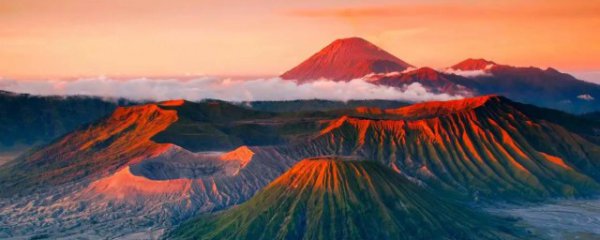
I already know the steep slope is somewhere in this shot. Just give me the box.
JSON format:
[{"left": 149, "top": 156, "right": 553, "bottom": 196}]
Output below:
[
  {"left": 83, "top": 145, "right": 295, "bottom": 206},
  {"left": 281, "top": 37, "right": 413, "bottom": 82},
  {"left": 13, "top": 95, "right": 593, "bottom": 202},
  {"left": 0, "top": 100, "right": 317, "bottom": 238},
  {"left": 369, "top": 67, "right": 479, "bottom": 95},
  {"left": 447, "top": 59, "right": 600, "bottom": 113},
  {"left": 0, "top": 103, "right": 179, "bottom": 195},
  {"left": 2, "top": 96, "right": 600, "bottom": 238},
  {"left": 0, "top": 99, "right": 322, "bottom": 196},
  {"left": 0, "top": 144, "right": 300, "bottom": 238},
  {"left": 382, "top": 94, "right": 492, "bottom": 119},
  {"left": 282, "top": 37, "right": 600, "bottom": 113},
  {"left": 307, "top": 96, "right": 600, "bottom": 201},
  {"left": 169, "top": 158, "right": 524, "bottom": 240}
]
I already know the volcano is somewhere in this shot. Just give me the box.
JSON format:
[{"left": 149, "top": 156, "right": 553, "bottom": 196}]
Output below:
[
  {"left": 280, "top": 36, "right": 600, "bottom": 113},
  {"left": 310, "top": 95, "right": 600, "bottom": 200},
  {"left": 446, "top": 59, "right": 600, "bottom": 113},
  {"left": 2, "top": 95, "right": 600, "bottom": 238},
  {"left": 168, "top": 158, "right": 523, "bottom": 240},
  {"left": 3, "top": 96, "right": 600, "bottom": 202},
  {"left": 281, "top": 37, "right": 413, "bottom": 82}
]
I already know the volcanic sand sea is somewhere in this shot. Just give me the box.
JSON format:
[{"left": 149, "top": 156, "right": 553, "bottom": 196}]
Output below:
[{"left": 488, "top": 198, "right": 600, "bottom": 240}]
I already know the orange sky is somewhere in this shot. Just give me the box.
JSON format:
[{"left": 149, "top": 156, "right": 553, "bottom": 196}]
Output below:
[{"left": 0, "top": 0, "right": 599, "bottom": 79}]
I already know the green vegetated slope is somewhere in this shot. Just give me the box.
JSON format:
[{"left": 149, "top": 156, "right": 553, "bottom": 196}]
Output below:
[{"left": 169, "top": 158, "right": 526, "bottom": 240}]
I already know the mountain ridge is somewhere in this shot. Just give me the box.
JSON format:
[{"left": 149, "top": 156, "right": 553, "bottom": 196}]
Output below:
[
  {"left": 280, "top": 37, "right": 600, "bottom": 113},
  {"left": 2, "top": 95, "right": 600, "bottom": 238},
  {"left": 309, "top": 95, "right": 600, "bottom": 201},
  {"left": 450, "top": 58, "right": 498, "bottom": 71}
]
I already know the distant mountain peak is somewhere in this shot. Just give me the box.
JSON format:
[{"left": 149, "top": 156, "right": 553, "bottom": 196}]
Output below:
[
  {"left": 330, "top": 36, "right": 375, "bottom": 46},
  {"left": 451, "top": 58, "right": 497, "bottom": 71},
  {"left": 322, "top": 37, "right": 395, "bottom": 59},
  {"left": 367, "top": 66, "right": 479, "bottom": 95},
  {"left": 281, "top": 37, "right": 413, "bottom": 82},
  {"left": 403, "top": 67, "right": 443, "bottom": 80}
]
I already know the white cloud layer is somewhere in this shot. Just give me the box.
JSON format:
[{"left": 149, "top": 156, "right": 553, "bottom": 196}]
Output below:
[
  {"left": 443, "top": 69, "right": 492, "bottom": 78},
  {"left": 0, "top": 76, "right": 465, "bottom": 102}
]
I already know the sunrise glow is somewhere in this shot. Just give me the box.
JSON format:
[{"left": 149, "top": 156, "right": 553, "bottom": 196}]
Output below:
[{"left": 1, "top": 0, "right": 598, "bottom": 78}]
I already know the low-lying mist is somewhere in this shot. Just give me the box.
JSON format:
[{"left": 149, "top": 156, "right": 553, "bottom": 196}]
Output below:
[{"left": 0, "top": 76, "right": 465, "bottom": 102}]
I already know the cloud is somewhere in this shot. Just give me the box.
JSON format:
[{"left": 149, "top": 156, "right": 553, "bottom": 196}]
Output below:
[
  {"left": 0, "top": 77, "right": 465, "bottom": 103},
  {"left": 577, "top": 94, "right": 594, "bottom": 101},
  {"left": 363, "top": 67, "right": 420, "bottom": 80},
  {"left": 443, "top": 68, "right": 492, "bottom": 78}
]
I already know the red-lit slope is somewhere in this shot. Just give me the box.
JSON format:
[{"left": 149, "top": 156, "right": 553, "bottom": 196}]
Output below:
[
  {"left": 383, "top": 94, "right": 493, "bottom": 119},
  {"left": 0, "top": 100, "right": 298, "bottom": 197},
  {"left": 281, "top": 37, "right": 413, "bottom": 82},
  {"left": 311, "top": 95, "right": 600, "bottom": 200},
  {"left": 3, "top": 104, "right": 179, "bottom": 188},
  {"left": 371, "top": 67, "right": 478, "bottom": 94},
  {"left": 349, "top": 95, "right": 493, "bottom": 120},
  {"left": 85, "top": 145, "right": 273, "bottom": 202},
  {"left": 451, "top": 58, "right": 498, "bottom": 71},
  {"left": 1, "top": 96, "right": 599, "bottom": 237},
  {"left": 0, "top": 101, "right": 304, "bottom": 237}
]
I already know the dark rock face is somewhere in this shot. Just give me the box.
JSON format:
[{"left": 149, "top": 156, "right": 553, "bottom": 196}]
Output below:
[{"left": 0, "top": 91, "right": 125, "bottom": 151}]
